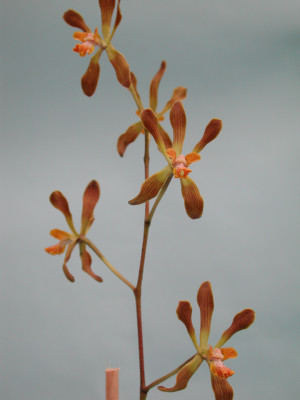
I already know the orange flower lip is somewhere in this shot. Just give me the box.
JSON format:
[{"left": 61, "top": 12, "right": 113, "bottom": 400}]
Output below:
[{"left": 172, "top": 154, "right": 191, "bottom": 178}]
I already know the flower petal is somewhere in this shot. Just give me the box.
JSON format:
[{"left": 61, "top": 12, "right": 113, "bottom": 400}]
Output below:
[
  {"left": 111, "top": 0, "right": 122, "bottom": 39},
  {"left": 157, "top": 123, "right": 172, "bottom": 149},
  {"left": 166, "top": 148, "right": 177, "bottom": 162},
  {"left": 158, "top": 354, "right": 203, "bottom": 392},
  {"left": 185, "top": 152, "right": 201, "bottom": 166},
  {"left": 81, "top": 50, "right": 102, "bottom": 97},
  {"left": 170, "top": 101, "right": 186, "bottom": 154},
  {"left": 149, "top": 60, "right": 167, "bottom": 112},
  {"left": 117, "top": 121, "right": 143, "bottom": 157},
  {"left": 140, "top": 109, "right": 168, "bottom": 158},
  {"left": 129, "top": 166, "right": 172, "bottom": 205},
  {"left": 80, "top": 246, "right": 103, "bottom": 282},
  {"left": 49, "top": 191, "right": 77, "bottom": 234},
  {"left": 176, "top": 301, "right": 199, "bottom": 350},
  {"left": 221, "top": 348, "right": 238, "bottom": 360},
  {"left": 99, "top": 0, "right": 116, "bottom": 38},
  {"left": 215, "top": 309, "right": 255, "bottom": 348},
  {"left": 62, "top": 241, "right": 77, "bottom": 282},
  {"left": 193, "top": 119, "right": 222, "bottom": 153},
  {"left": 45, "top": 242, "right": 66, "bottom": 255},
  {"left": 180, "top": 177, "right": 204, "bottom": 219},
  {"left": 81, "top": 180, "right": 100, "bottom": 234},
  {"left": 63, "top": 10, "right": 91, "bottom": 32},
  {"left": 106, "top": 45, "right": 131, "bottom": 88},
  {"left": 49, "top": 229, "right": 72, "bottom": 241},
  {"left": 159, "top": 86, "right": 187, "bottom": 115},
  {"left": 197, "top": 281, "right": 214, "bottom": 349},
  {"left": 211, "top": 373, "right": 234, "bottom": 400}
]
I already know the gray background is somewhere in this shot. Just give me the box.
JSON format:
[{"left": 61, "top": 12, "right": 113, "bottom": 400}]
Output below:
[{"left": 1, "top": 0, "right": 300, "bottom": 399}]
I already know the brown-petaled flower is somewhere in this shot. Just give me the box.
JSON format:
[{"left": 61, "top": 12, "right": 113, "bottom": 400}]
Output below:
[
  {"left": 63, "top": 1, "right": 131, "bottom": 96},
  {"left": 117, "top": 61, "right": 187, "bottom": 156},
  {"left": 128, "top": 101, "right": 222, "bottom": 219},
  {"left": 45, "top": 180, "right": 102, "bottom": 283},
  {"left": 158, "top": 282, "right": 255, "bottom": 399}
]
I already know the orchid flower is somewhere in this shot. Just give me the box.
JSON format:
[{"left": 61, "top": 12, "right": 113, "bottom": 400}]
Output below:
[
  {"left": 63, "top": 1, "right": 131, "bottom": 96},
  {"left": 45, "top": 180, "right": 102, "bottom": 283},
  {"left": 158, "top": 282, "right": 255, "bottom": 399},
  {"left": 117, "top": 61, "right": 187, "bottom": 156},
  {"left": 129, "top": 101, "right": 222, "bottom": 219}
]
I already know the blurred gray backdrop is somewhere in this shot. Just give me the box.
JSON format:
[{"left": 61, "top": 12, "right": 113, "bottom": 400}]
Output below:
[{"left": 1, "top": 0, "right": 300, "bottom": 399}]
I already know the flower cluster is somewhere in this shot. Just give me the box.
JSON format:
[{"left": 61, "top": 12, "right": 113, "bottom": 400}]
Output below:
[
  {"left": 129, "top": 101, "right": 222, "bottom": 219},
  {"left": 45, "top": 180, "right": 102, "bottom": 282},
  {"left": 63, "top": 0, "right": 131, "bottom": 96},
  {"left": 158, "top": 282, "right": 255, "bottom": 399},
  {"left": 117, "top": 61, "right": 187, "bottom": 156}
]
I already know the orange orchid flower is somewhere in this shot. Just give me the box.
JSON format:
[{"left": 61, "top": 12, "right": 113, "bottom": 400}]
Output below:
[
  {"left": 129, "top": 101, "right": 222, "bottom": 219},
  {"left": 63, "top": 1, "right": 131, "bottom": 96},
  {"left": 117, "top": 61, "right": 187, "bottom": 156},
  {"left": 45, "top": 180, "right": 102, "bottom": 283},
  {"left": 158, "top": 282, "right": 255, "bottom": 399}
]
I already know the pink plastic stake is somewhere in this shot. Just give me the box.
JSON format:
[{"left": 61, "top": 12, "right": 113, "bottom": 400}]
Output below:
[{"left": 106, "top": 368, "right": 120, "bottom": 400}]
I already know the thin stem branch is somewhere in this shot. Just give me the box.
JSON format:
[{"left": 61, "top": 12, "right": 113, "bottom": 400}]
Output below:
[
  {"left": 145, "top": 353, "right": 197, "bottom": 392},
  {"left": 148, "top": 174, "right": 172, "bottom": 222},
  {"left": 81, "top": 237, "right": 135, "bottom": 291},
  {"left": 128, "top": 83, "right": 143, "bottom": 112}
]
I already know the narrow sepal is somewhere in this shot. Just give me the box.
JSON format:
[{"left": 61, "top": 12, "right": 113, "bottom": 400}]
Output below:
[
  {"left": 193, "top": 119, "right": 222, "bottom": 153},
  {"left": 62, "top": 241, "right": 77, "bottom": 282},
  {"left": 111, "top": 0, "right": 122, "bottom": 38},
  {"left": 157, "top": 123, "right": 172, "bottom": 149},
  {"left": 158, "top": 354, "right": 203, "bottom": 392},
  {"left": 176, "top": 301, "right": 198, "bottom": 350},
  {"left": 159, "top": 87, "right": 188, "bottom": 116},
  {"left": 106, "top": 45, "right": 131, "bottom": 88},
  {"left": 80, "top": 246, "right": 103, "bottom": 282},
  {"left": 197, "top": 281, "right": 214, "bottom": 348},
  {"left": 50, "top": 191, "right": 71, "bottom": 218},
  {"left": 99, "top": 0, "right": 115, "bottom": 38},
  {"left": 216, "top": 309, "right": 255, "bottom": 348},
  {"left": 180, "top": 177, "right": 204, "bottom": 219},
  {"left": 81, "top": 180, "right": 100, "bottom": 234},
  {"left": 63, "top": 263, "right": 75, "bottom": 282},
  {"left": 49, "top": 191, "right": 76, "bottom": 233},
  {"left": 211, "top": 373, "right": 234, "bottom": 400},
  {"left": 117, "top": 121, "right": 143, "bottom": 156},
  {"left": 149, "top": 61, "right": 167, "bottom": 112},
  {"left": 81, "top": 50, "right": 101, "bottom": 97},
  {"left": 170, "top": 101, "right": 186, "bottom": 154},
  {"left": 129, "top": 166, "right": 172, "bottom": 205},
  {"left": 63, "top": 10, "right": 91, "bottom": 32},
  {"left": 140, "top": 108, "right": 167, "bottom": 155}
]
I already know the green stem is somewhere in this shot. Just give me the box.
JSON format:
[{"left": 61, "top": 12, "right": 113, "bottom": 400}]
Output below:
[{"left": 81, "top": 236, "right": 135, "bottom": 291}]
